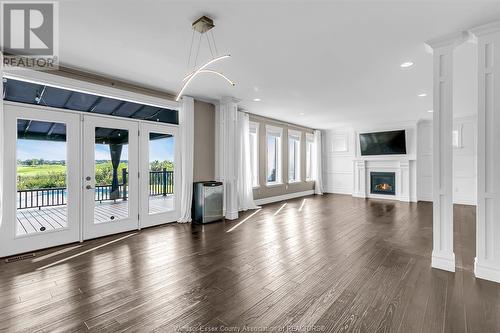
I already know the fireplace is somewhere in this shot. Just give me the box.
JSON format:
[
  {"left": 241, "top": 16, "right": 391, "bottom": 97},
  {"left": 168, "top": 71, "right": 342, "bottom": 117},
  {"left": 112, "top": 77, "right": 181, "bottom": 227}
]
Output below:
[{"left": 370, "top": 172, "right": 396, "bottom": 195}]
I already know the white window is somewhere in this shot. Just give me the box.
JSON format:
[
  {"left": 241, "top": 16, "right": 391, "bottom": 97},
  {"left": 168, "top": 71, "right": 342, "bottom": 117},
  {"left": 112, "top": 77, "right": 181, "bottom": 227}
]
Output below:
[
  {"left": 249, "top": 122, "right": 259, "bottom": 187},
  {"left": 306, "top": 133, "right": 314, "bottom": 181},
  {"left": 266, "top": 125, "right": 283, "bottom": 185},
  {"left": 288, "top": 130, "right": 302, "bottom": 183}
]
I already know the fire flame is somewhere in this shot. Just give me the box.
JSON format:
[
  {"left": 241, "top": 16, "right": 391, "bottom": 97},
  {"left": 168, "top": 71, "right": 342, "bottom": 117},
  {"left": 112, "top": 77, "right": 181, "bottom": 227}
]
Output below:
[{"left": 376, "top": 183, "right": 392, "bottom": 192}]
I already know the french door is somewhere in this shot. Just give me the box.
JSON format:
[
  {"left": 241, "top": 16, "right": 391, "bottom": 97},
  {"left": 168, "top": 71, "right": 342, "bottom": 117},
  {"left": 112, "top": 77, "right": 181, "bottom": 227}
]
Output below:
[
  {"left": 82, "top": 116, "right": 139, "bottom": 240},
  {"left": 139, "top": 122, "right": 180, "bottom": 228},
  {"left": 1, "top": 103, "right": 180, "bottom": 258},
  {"left": 0, "top": 105, "right": 80, "bottom": 257}
]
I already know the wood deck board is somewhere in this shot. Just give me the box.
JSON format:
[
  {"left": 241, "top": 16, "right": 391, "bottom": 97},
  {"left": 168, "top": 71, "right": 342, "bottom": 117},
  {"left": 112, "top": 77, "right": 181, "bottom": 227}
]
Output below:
[
  {"left": 1, "top": 194, "right": 498, "bottom": 332},
  {"left": 15, "top": 196, "right": 173, "bottom": 235}
]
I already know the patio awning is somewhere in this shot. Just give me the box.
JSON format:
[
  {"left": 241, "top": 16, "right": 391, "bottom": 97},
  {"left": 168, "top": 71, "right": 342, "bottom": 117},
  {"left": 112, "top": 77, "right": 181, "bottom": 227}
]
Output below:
[{"left": 4, "top": 78, "right": 179, "bottom": 125}]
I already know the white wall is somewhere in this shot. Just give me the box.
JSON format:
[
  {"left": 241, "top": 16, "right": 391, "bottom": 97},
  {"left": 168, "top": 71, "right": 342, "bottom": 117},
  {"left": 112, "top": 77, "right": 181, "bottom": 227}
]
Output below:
[
  {"left": 323, "top": 128, "right": 355, "bottom": 194},
  {"left": 323, "top": 122, "right": 417, "bottom": 197},
  {"left": 324, "top": 118, "right": 477, "bottom": 205},
  {"left": 417, "top": 120, "right": 433, "bottom": 201},
  {"left": 417, "top": 116, "right": 477, "bottom": 205}
]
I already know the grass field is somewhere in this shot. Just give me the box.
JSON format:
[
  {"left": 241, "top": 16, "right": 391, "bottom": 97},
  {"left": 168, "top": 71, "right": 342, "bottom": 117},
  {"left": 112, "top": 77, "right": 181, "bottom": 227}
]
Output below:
[{"left": 17, "top": 165, "right": 67, "bottom": 176}]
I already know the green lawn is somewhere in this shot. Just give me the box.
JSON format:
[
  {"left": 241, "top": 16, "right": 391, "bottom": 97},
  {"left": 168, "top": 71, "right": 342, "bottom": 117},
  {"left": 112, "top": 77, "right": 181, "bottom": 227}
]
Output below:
[{"left": 17, "top": 164, "right": 67, "bottom": 175}]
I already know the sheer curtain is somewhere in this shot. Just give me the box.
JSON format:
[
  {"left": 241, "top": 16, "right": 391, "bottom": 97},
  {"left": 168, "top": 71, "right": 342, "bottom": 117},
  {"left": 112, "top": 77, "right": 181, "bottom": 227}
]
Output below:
[
  {"left": 0, "top": 57, "right": 3, "bottom": 231},
  {"left": 237, "top": 112, "right": 260, "bottom": 211},
  {"left": 313, "top": 129, "right": 324, "bottom": 195},
  {"left": 177, "top": 96, "right": 194, "bottom": 223}
]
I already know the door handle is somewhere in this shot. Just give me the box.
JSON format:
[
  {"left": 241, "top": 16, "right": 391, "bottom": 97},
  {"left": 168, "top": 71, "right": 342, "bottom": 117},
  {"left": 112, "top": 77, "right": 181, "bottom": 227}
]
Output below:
[{"left": 86, "top": 185, "right": 94, "bottom": 190}]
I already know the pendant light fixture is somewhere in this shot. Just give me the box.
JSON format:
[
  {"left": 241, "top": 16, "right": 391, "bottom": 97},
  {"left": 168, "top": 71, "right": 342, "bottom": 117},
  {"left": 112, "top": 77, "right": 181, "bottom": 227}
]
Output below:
[{"left": 176, "top": 16, "right": 234, "bottom": 101}]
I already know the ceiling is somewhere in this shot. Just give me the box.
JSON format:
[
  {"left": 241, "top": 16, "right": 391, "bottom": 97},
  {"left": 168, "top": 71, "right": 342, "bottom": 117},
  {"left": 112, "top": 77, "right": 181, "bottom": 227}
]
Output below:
[{"left": 58, "top": 0, "right": 500, "bottom": 129}]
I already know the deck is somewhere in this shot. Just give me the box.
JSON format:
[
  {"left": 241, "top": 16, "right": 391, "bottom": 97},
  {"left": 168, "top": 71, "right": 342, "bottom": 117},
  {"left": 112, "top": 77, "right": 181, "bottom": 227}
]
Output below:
[{"left": 16, "top": 195, "right": 174, "bottom": 236}]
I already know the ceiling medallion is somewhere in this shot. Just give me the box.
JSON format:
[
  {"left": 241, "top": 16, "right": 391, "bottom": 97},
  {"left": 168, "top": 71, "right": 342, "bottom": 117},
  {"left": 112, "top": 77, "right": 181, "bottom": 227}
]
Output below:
[{"left": 176, "top": 16, "right": 234, "bottom": 101}]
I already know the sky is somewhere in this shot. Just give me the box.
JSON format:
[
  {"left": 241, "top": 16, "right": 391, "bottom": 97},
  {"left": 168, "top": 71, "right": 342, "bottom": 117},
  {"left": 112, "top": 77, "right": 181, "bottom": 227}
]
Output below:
[
  {"left": 17, "top": 137, "right": 174, "bottom": 162},
  {"left": 17, "top": 140, "right": 67, "bottom": 160},
  {"left": 149, "top": 137, "right": 174, "bottom": 163}
]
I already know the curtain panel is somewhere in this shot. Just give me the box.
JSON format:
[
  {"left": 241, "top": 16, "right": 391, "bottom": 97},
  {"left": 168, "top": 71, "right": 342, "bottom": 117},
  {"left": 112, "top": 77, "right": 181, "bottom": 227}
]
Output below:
[
  {"left": 177, "top": 96, "right": 194, "bottom": 223},
  {"left": 313, "top": 129, "right": 324, "bottom": 195},
  {"left": 237, "top": 112, "right": 260, "bottom": 211}
]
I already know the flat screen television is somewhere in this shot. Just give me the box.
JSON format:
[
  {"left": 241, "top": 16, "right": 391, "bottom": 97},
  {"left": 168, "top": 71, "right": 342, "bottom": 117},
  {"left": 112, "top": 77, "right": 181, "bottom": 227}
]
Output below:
[{"left": 359, "top": 130, "right": 406, "bottom": 156}]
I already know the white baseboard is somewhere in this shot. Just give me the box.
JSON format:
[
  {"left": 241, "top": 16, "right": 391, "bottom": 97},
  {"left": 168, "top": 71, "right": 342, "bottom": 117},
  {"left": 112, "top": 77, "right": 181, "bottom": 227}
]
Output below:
[
  {"left": 324, "top": 186, "right": 352, "bottom": 195},
  {"left": 431, "top": 251, "right": 456, "bottom": 272},
  {"left": 474, "top": 258, "right": 500, "bottom": 283},
  {"left": 254, "top": 190, "right": 315, "bottom": 206},
  {"left": 417, "top": 197, "right": 477, "bottom": 206},
  {"left": 453, "top": 198, "right": 477, "bottom": 206}
]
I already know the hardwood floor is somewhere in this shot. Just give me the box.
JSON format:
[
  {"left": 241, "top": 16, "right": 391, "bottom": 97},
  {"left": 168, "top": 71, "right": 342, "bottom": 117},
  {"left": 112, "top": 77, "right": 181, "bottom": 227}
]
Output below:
[{"left": 1, "top": 194, "right": 499, "bottom": 332}]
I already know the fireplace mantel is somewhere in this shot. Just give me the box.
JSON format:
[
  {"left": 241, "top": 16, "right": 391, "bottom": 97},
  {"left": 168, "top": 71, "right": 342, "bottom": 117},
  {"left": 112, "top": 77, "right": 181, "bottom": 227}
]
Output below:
[{"left": 352, "top": 157, "right": 416, "bottom": 202}]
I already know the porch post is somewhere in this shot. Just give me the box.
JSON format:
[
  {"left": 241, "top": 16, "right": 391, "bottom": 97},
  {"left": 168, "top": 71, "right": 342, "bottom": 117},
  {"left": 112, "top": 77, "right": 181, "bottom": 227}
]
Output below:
[
  {"left": 162, "top": 168, "right": 167, "bottom": 196},
  {"left": 426, "top": 31, "right": 469, "bottom": 272},
  {"left": 109, "top": 143, "right": 123, "bottom": 200},
  {"left": 471, "top": 21, "right": 500, "bottom": 283},
  {"left": 122, "top": 168, "right": 127, "bottom": 201}
]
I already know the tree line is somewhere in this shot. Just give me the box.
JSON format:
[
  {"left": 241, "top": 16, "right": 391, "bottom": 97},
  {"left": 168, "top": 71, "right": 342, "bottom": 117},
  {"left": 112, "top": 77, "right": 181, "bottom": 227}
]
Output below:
[{"left": 17, "top": 160, "right": 174, "bottom": 190}]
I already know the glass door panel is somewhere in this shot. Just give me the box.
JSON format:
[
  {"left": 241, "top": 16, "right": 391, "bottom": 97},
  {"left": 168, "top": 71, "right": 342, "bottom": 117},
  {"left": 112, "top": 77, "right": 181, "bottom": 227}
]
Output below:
[
  {"left": 16, "top": 119, "right": 68, "bottom": 236},
  {"left": 148, "top": 132, "right": 175, "bottom": 214},
  {"left": 140, "top": 123, "right": 180, "bottom": 228},
  {"left": 83, "top": 116, "right": 139, "bottom": 240},
  {"left": 0, "top": 104, "right": 80, "bottom": 258},
  {"left": 93, "top": 127, "right": 130, "bottom": 224}
]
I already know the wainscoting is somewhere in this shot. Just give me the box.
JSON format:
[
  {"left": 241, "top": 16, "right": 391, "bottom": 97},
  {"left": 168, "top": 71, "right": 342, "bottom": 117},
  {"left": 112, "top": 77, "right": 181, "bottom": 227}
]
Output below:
[
  {"left": 417, "top": 117, "right": 477, "bottom": 205},
  {"left": 324, "top": 118, "right": 477, "bottom": 205}
]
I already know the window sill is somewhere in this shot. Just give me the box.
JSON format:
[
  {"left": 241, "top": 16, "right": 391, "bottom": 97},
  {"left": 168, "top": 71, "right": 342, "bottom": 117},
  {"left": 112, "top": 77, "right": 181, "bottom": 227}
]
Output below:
[
  {"left": 252, "top": 185, "right": 260, "bottom": 189},
  {"left": 288, "top": 180, "right": 302, "bottom": 184},
  {"left": 266, "top": 182, "right": 283, "bottom": 188}
]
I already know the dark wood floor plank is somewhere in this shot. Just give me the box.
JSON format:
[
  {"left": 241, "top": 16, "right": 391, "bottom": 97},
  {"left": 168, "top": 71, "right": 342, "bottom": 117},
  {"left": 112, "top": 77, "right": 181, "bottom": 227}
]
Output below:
[
  {"left": 0, "top": 194, "right": 498, "bottom": 332},
  {"left": 421, "top": 269, "right": 449, "bottom": 333}
]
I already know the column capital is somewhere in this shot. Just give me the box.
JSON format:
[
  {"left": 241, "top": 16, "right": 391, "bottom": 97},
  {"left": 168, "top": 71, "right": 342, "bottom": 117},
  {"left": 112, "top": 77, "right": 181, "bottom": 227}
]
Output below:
[
  {"left": 220, "top": 96, "right": 240, "bottom": 105},
  {"left": 180, "top": 95, "right": 194, "bottom": 102},
  {"left": 470, "top": 20, "right": 500, "bottom": 38},
  {"left": 425, "top": 31, "right": 470, "bottom": 50}
]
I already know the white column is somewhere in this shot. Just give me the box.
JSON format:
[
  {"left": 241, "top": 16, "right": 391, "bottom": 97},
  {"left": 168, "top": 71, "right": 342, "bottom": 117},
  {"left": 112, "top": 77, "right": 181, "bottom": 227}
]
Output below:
[
  {"left": 217, "top": 97, "right": 239, "bottom": 220},
  {"left": 399, "top": 160, "right": 410, "bottom": 202},
  {"left": 471, "top": 21, "right": 500, "bottom": 283},
  {"left": 426, "top": 32, "right": 469, "bottom": 272},
  {"left": 352, "top": 160, "right": 366, "bottom": 198}
]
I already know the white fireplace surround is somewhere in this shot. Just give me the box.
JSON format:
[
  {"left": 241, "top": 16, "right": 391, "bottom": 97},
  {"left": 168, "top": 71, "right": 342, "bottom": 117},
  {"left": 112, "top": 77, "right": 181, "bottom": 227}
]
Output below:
[{"left": 353, "top": 158, "right": 416, "bottom": 202}]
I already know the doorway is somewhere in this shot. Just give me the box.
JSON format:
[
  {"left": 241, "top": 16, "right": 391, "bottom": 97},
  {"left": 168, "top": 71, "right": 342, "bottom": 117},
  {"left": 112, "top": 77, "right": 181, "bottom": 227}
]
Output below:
[{"left": 0, "top": 103, "right": 180, "bottom": 257}]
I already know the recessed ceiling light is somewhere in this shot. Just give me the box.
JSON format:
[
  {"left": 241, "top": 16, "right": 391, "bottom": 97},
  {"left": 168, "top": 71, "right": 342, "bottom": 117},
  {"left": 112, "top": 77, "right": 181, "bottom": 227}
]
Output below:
[
  {"left": 299, "top": 112, "right": 305, "bottom": 116},
  {"left": 427, "top": 110, "right": 434, "bottom": 113},
  {"left": 400, "top": 61, "right": 414, "bottom": 68},
  {"left": 418, "top": 93, "right": 427, "bottom": 97},
  {"left": 252, "top": 98, "right": 261, "bottom": 102}
]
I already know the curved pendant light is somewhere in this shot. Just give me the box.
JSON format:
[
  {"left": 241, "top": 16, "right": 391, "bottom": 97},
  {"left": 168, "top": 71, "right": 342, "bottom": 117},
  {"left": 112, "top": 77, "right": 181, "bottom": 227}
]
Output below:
[
  {"left": 183, "top": 69, "right": 235, "bottom": 86},
  {"left": 176, "top": 16, "right": 234, "bottom": 102},
  {"left": 176, "top": 54, "right": 231, "bottom": 101}
]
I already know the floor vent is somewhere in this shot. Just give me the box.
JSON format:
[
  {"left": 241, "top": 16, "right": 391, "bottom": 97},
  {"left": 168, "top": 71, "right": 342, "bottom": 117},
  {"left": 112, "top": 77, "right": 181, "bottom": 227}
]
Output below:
[{"left": 5, "top": 253, "right": 35, "bottom": 263}]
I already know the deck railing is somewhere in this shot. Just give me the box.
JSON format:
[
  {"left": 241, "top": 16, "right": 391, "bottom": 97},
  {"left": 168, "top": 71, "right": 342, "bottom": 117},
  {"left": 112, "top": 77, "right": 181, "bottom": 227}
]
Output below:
[
  {"left": 17, "top": 187, "right": 67, "bottom": 210},
  {"left": 17, "top": 169, "right": 174, "bottom": 209}
]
